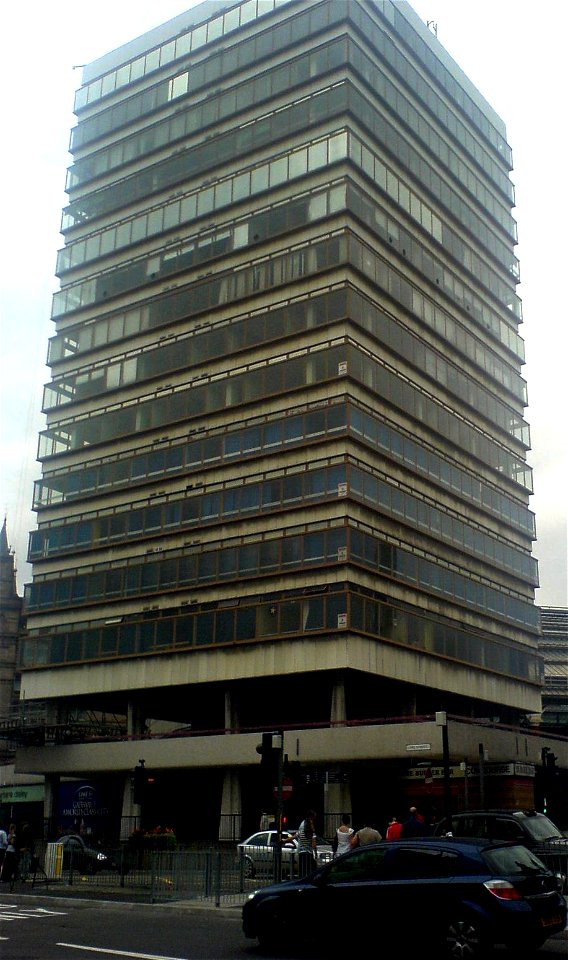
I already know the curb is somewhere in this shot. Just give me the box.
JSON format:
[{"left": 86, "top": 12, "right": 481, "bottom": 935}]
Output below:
[{"left": 1, "top": 888, "right": 245, "bottom": 916}]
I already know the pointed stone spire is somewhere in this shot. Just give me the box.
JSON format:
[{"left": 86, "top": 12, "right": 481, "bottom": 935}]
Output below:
[
  {"left": 0, "top": 516, "right": 20, "bottom": 606},
  {"left": 0, "top": 515, "right": 10, "bottom": 557},
  {"left": 0, "top": 517, "right": 21, "bottom": 734}
]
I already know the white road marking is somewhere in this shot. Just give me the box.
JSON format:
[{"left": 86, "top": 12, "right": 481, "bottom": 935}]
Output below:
[
  {"left": 0, "top": 905, "right": 67, "bottom": 915},
  {"left": 0, "top": 905, "right": 67, "bottom": 913},
  {"left": 58, "top": 946, "right": 188, "bottom": 960},
  {"left": 0, "top": 905, "right": 68, "bottom": 921}
]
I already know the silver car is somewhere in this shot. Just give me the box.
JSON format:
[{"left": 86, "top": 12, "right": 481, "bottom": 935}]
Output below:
[{"left": 237, "top": 829, "right": 333, "bottom": 878}]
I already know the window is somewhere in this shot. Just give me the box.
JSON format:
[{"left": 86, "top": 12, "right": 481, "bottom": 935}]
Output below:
[
  {"left": 280, "top": 601, "right": 301, "bottom": 633},
  {"left": 387, "top": 848, "right": 458, "bottom": 879},
  {"left": 327, "top": 847, "right": 388, "bottom": 883},
  {"left": 195, "top": 612, "right": 214, "bottom": 645},
  {"left": 236, "top": 607, "right": 256, "bottom": 641},
  {"left": 215, "top": 610, "right": 234, "bottom": 643},
  {"left": 492, "top": 819, "right": 525, "bottom": 842}
]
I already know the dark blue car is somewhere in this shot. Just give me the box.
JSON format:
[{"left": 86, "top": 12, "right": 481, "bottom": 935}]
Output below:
[{"left": 242, "top": 836, "right": 566, "bottom": 958}]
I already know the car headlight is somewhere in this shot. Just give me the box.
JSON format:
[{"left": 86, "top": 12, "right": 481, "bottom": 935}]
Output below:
[{"left": 96, "top": 852, "right": 108, "bottom": 861}]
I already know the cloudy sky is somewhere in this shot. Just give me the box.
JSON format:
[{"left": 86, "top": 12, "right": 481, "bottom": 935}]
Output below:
[{"left": 1, "top": 1, "right": 566, "bottom": 606}]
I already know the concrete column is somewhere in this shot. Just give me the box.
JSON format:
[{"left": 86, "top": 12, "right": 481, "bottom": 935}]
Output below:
[
  {"left": 219, "top": 689, "right": 241, "bottom": 839},
  {"left": 330, "top": 677, "right": 346, "bottom": 724},
  {"left": 325, "top": 679, "right": 351, "bottom": 831},
  {"left": 123, "top": 705, "right": 143, "bottom": 841},
  {"left": 43, "top": 774, "right": 60, "bottom": 837},
  {"left": 224, "top": 689, "right": 239, "bottom": 731},
  {"left": 324, "top": 780, "right": 352, "bottom": 828},
  {"left": 219, "top": 770, "right": 242, "bottom": 840},
  {"left": 120, "top": 771, "right": 139, "bottom": 841},
  {"left": 127, "top": 700, "right": 145, "bottom": 738}
]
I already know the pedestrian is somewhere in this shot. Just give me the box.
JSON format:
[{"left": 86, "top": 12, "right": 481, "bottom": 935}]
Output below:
[
  {"left": 385, "top": 815, "right": 403, "bottom": 840},
  {"left": 350, "top": 820, "right": 382, "bottom": 847},
  {"left": 17, "top": 821, "right": 34, "bottom": 879},
  {"left": 401, "top": 806, "right": 426, "bottom": 838},
  {"left": 0, "top": 824, "right": 17, "bottom": 883},
  {"left": 297, "top": 809, "right": 317, "bottom": 877},
  {"left": 332, "top": 814, "right": 354, "bottom": 858},
  {"left": 0, "top": 823, "right": 7, "bottom": 872}
]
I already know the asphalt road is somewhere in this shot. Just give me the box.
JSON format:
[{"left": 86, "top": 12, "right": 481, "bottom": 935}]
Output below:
[
  {"left": 0, "top": 893, "right": 565, "bottom": 960},
  {"left": 0, "top": 895, "right": 242, "bottom": 960}
]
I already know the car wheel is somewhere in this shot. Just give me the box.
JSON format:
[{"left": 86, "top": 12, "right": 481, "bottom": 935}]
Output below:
[
  {"left": 257, "top": 904, "right": 291, "bottom": 950},
  {"left": 445, "top": 915, "right": 490, "bottom": 959},
  {"left": 242, "top": 856, "right": 255, "bottom": 879}
]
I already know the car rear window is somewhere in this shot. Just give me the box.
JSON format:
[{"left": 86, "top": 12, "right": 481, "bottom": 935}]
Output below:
[
  {"left": 482, "top": 844, "right": 550, "bottom": 876},
  {"left": 520, "top": 815, "right": 563, "bottom": 842}
]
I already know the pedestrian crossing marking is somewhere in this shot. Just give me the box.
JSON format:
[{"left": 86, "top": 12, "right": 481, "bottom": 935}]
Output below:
[{"left": 0, "top": 904, "right": 67, "bottom": 921}]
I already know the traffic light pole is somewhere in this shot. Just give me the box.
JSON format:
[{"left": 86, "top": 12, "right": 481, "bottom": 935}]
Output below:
[
  {"left": 436, "top": 711, "right": 452, "bottom": 828},
  {"left": 274, "top": 741, "right": 283, "bottom": 883},
  {"left": 256, "top": 730, "right": 285, "bottom": 882}
]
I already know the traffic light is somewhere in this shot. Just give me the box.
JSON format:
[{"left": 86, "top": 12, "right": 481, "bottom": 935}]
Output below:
[
  {"left": 541, "top": 747, "right": 558, "bottom": 773},
  {"left": 256, "top": 732, "right": 281, "bottom": 774},
  {"left": 133, "top": 764, "right": 145, "bottom": 804},
  {"left": 132, "top": 762, "right": 155, "bottom": 804},
  {"left": 541, "top": 748, "right": 559, "bottom": 816}
]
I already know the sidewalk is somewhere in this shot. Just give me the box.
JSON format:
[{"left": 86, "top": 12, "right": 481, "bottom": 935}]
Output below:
[{"left": 3, "top": 876, "right": 246, "bottom": 916}]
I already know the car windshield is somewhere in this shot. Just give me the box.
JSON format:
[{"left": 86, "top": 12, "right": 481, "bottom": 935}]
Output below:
[
  {"left": 483, "top": 844, "right": 549, "bottom": 875},
  {"left": 520, "top": 815, "right": 563, "bottom": 842}
]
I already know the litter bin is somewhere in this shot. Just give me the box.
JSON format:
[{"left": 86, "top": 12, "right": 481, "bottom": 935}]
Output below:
[{"left": 45, "top": 842, "right": 63, "bottom": 879}]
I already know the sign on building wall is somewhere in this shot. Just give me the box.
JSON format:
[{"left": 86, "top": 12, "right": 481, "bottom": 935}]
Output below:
[
  {"left": 57, "top": 781, "right": 114, "bottom": 837},
  {"left": 0, "top": 784, "right": 44, "bottom": 804}
]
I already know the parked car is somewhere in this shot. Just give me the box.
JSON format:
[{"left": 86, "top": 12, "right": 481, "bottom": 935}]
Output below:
[
  {"left": 434, "top": 809, "right": 568, "bottom": 890},
  {"left": 58, "top": 834, "right": 118, "bottom": 874},
  {"left": 242, "top": 837, "right": 566, "bottom": 958},
  {"left": 237, "top": 829, "right": 333, "bottom": 878}
]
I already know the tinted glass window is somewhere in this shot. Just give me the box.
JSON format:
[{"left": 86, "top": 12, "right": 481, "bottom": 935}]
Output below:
[
  {"left": 250, "top": 833, "right": 269, "bottom": 847},
  {"left": 520, "top": 815, "right": 562, "bottom": 842},
  {"left": 326, "top": 847, "right": 387, "bottom": 883},
  {"left": 450, "top": 816, "right": 486, "bottom": 839},
  {"left": 493, "top": 819, "right": 524, "bottom": 842},
  {"left": 483, "top": 845, "right": 549, "bottom": 876},
  {"left": 387, "top": 848, "right": 459, "bottom": 879}
]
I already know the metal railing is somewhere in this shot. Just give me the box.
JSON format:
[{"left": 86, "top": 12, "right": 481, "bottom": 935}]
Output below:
[
  {"left": 21, "top": 838, "right": 568, "bottom": 904},
  {"left": 23, "top": 843, "right": 323, "bottom": 904}
]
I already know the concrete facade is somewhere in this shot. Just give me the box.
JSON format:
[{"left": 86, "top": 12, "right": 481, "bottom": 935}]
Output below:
[{"left": 17, "top": 1, "right": 547, "bottom": 840}]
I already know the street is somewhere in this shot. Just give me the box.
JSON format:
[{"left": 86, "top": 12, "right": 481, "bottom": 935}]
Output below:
[
  {"left": 0, "top": 893, "right": 565, "bottom": 959},
  {"left": 0, "top": 895, "right": 242, "bottom": 960}
]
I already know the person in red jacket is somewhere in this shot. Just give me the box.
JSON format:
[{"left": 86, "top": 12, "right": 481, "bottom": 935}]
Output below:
[{"left": 386, "top": 816, "right": 403, "bottom": 840}]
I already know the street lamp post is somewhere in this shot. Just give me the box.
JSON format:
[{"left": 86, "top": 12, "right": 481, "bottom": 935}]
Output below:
[
  {"left": 478, "top": 743, "right": 487, "bottom": 809},
  {"left": 436, "top": 711, "right": 452, "bottom": 828},
  {"left": 274, "top": 739, "right": 283, "bottom": 883}
]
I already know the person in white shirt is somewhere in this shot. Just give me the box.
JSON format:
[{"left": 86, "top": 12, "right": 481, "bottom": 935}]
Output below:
[
  {"left": 297, "top": 810, "right": 318, "bottom": 877},
  {"left": 333, "top": 814, "right": 354, "bottom": 858},
  {"left": 0, "top": 825, "right": 7, "bottom": 872},
  {"left": 0, "top": 824, "right": 17, "bottom": 882}
]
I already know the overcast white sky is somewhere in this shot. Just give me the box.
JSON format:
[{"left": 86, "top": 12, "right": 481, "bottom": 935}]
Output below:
[{"left": 1, "top": 1, "right": 566, "bottom": 606}]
